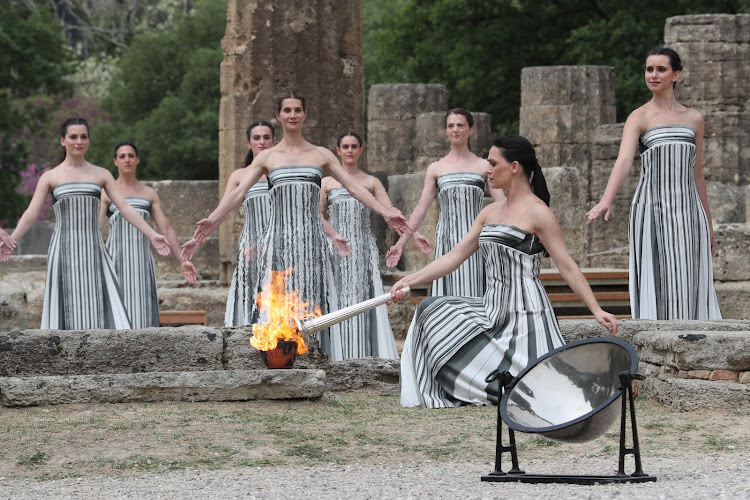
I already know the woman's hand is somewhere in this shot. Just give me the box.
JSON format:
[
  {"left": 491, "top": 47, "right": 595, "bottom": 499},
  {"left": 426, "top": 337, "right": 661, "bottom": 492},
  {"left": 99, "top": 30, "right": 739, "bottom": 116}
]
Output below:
[
  {"left": 0, "top": 241, "right": 13, "bottom": 262},
  {"left": 385, "top": 242, "right": 405, "bottom": 268},
  {"left": 180, "top": 238, "right": 200, "bottom": 261},
  {"left": 390, "top": 279, "right": 411, "bottom": 303},
  {"left": 331, "top": 234, "right": 352, "bottom": 257},
  {"left": 384, "top": 210, "right": 411, "bottom": 236},
  {"left": 150, "top": 234, "right": 171, "bottom": 256},
  {"left": 181, "top": 261, "right": 198, "bottom": 284},
  {"left": 0, "top": 229, "right": 16, "bottom": 250},
  {"left": 586, "top": 201, "right": 613, "bottom": 221},
  {"left": 193, "top": 217, "right": 218, "bottom": 243},
  {"left": 413, "top": 232, "right": 432, "bottom": 254},
  {"left": 594, "top": 309, "right": 618, "bottom": 337}
]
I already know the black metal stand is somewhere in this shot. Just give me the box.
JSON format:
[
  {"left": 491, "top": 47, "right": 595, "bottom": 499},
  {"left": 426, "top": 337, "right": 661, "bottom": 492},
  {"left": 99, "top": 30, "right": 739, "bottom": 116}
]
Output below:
[{"left": 481, "top": 370, "right": 657, "bottom": 485}]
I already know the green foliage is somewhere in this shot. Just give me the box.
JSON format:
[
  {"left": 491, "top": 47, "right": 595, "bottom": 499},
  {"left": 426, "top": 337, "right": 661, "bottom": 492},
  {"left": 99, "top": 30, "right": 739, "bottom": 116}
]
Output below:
[
  {"left": 363, "top": 0, "right": 749, "bottom": 135},
  {"left": 0, "top": 0, "right": 73, "bottom": 224},
  {"left": 93, "top": 0, "right": 226, "bottom": 179}
]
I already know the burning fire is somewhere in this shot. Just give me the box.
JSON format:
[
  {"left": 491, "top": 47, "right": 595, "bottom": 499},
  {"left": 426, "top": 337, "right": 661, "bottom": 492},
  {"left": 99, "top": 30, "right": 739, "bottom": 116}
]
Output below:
[{"left": 250, "top": 268, "right": 320, "bottom": 354}]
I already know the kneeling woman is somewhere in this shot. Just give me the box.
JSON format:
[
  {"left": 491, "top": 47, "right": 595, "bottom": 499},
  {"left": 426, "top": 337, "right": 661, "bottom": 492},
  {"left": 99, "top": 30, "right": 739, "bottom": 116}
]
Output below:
[{"left": 391, "top": 136, "right": 618, "bottom": 408}]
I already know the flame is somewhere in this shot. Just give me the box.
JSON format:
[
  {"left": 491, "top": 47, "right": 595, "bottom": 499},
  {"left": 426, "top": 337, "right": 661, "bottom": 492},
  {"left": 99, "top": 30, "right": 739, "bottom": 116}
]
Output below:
[{"left": 250, "top": 268, "right": 319, "bottom": 354}]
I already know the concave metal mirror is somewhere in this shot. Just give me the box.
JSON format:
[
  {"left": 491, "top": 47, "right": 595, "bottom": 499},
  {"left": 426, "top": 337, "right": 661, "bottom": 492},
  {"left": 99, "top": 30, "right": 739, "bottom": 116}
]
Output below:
[{"left": 500, "top": 337, "right": 637, "bottom": 443}]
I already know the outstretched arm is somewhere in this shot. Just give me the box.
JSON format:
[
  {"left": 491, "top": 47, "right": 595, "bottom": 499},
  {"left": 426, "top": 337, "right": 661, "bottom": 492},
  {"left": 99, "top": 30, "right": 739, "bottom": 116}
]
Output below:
[
  {"left": 150, "top": 190, "right": 196, "bottom": 283},
  {"left": 102, "top": 173, "right": 170, "bottom": 256},
  {"left": 193, "top": 159, "right": 265, "bottom": 243},
  {"left": 9, "top": 171, "right": 55, "bottom": 245},
  {"left": 99, "top": 193, "right": 110, "bottom": 234},
  {"left": 390, "top": 210, "right": 485, "bottom": 301},
  {"left": 319, "top": 178, "right": 351, "bottom": 257},
  {"left": 536, "top": 204, "right": 617, "bottom": 335},
  {"left": 323, "top": 149, "right": 410, "bottom": 235},
  {"left": 386, "top": 167, "right": 438, "bottom": 267},
  {"left": 586, "top": 111, "right": 642, "bottom": 222},
  {"left": 691, "top": 115, "right": 716, "bottom": 254},
  {"left": 0, "top": 228, "right": 15, "bottom": 262}
]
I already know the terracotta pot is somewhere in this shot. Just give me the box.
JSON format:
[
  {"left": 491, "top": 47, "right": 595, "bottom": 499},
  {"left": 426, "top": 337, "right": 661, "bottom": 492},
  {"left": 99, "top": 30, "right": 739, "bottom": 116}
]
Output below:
[{"left": 260, "top": 340, "right": 298, "bottom": 369}]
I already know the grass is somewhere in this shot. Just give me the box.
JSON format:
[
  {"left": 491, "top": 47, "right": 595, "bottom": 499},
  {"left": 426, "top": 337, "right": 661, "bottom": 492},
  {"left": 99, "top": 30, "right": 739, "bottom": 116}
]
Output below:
[{"left": 1, "top": 393, "right": 748, "bottom": 481}]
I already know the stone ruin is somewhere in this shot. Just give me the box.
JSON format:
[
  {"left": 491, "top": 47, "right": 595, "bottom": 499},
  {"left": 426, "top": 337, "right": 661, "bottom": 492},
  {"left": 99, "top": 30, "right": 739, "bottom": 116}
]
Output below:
[{"left": 0, "top": 12, "right": 749, "bottom": 407}]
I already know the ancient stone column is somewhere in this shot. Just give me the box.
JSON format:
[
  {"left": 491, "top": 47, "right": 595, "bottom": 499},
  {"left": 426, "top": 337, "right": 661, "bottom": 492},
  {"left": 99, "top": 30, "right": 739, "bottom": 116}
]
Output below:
[
  {"left": 520, "top": 66, "right": 616, "bottom": 266},
  {"left": 218, "top": 0, "right": 365, "bottom": 283},
  {"left": 665, "top": 14, "right": 750, "bottom": 187}
]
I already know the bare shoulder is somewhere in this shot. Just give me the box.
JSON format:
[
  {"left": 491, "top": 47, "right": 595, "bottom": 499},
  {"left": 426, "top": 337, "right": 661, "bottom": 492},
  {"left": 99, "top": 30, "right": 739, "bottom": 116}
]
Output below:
[
  {"left": 141, "top": 184, "right": 159, "bottom": 203},
  {"left": 684, "top": 106, "right": 704, "bottom": 131}
]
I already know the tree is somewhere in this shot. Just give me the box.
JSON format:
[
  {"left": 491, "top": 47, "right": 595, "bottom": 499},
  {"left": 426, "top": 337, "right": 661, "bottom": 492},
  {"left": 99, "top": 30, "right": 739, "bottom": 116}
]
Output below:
[
  {"left": 88, "top": 0, "right": 226, "bottom": 180},
  {"left": 363, "top": 0, "right": 749, "bottom": 135},
  {"left": 0, "top": 0, "right": 72, "bottom": 224}
]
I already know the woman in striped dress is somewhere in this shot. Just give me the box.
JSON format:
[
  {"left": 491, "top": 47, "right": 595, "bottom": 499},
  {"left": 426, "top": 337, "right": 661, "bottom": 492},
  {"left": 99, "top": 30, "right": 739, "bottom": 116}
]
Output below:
[
  {"left": 1, "top": 118, "right": 171, "bottom": 329},
  {"left": 391, "top": 136, "right": 618, "bottom": 408},
  {"left": 186, "top": 90, "right": 410, "bottom": 360},
  {"left": 100, "top": 142, "right": 197, "bottom": 329},
  {"left": 587, "top": 48, "right": 721, "bottom": 320},
  {"left": 319, "top": 132, "right": 422, "bottom": 360},
  {"left": 182, "top": 121, "right": 276, "bottom": 326},
  {"left": 386, "top": 108, "right": 506, "bottom": 297}
]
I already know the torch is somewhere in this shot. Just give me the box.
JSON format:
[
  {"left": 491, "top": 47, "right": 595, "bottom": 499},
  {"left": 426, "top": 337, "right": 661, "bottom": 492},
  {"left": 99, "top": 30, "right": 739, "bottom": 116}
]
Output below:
[{"left": 294, "top": 287, "right": 411, "bottom": 336}]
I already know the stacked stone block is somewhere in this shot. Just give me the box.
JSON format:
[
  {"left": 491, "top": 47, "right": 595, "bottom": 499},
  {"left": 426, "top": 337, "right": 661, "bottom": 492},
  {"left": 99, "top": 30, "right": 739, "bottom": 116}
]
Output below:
[
  {"left": 366, "top": 84, "right": 493, "bottom": 272},
  {"left": 520, "top": 66, "right": 617, "bottom": 267}
]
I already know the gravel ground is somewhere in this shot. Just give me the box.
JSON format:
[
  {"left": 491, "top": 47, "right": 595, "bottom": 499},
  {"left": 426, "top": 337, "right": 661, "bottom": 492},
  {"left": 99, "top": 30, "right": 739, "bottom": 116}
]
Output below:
[{"left": 2, "top": 454, "right": 748, "bottom": 499}]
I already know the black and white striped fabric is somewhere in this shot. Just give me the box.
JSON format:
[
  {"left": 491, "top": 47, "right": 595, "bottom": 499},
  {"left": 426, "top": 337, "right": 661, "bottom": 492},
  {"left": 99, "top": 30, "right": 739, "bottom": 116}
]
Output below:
[
  {"left": 252, "top": 166, "right": 341, "bottom": 358},
  {"left": 42, "top": 182, "right": 131, "bottom": 330},
  {"left": 629, "top": 125, "right": 721, "bottom": 320},
  {"left": 401, "top": 224, "right": 565, "bottom": 408},
  {"left": 106, "top": 197, "right": 159, "bottom": 329},
  {"left": 327, "top": 187, "right": 399, "bottom": 360},
  {"left": 431, "top": 172, "right": 486, "bottom": 297},
  {"left": 225, "top": 181, "right": 270, "bottom": 326}
]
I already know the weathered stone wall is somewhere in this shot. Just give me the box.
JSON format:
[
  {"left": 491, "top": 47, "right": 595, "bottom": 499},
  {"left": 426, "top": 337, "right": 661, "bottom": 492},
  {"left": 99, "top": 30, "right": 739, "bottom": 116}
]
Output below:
[
  {"left": 519, "top": 66, "right": 617, "bottom": 268},
  {"left": 367, "top": 83, "right": 494, "bottom": 272},
  {"left": 218, "top": 0, "right": 364, "bottom": 283},
  {"left": 665, "top": 14, "right": 750, "bottom": 186}
]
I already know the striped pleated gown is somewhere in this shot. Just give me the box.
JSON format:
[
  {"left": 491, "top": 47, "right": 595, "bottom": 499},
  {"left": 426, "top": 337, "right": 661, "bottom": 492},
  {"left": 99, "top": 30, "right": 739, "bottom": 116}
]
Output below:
[
  {"left": 252, "top": 166, "right": 342, "bottom": 359},
  {"left": 400, "top": 224, "right": 565, "bottom": 408},
  {"left": 106, "top": 197, "right": 159, "bottom": 329},
  {"left": 327, "top": 187, "right": 399, "bottom": 360},
  {"left": 431, "top": 172, "right": 486, "bottom": 297},
  {"left": 629, "top": 125, "right": 721, "bottom": 320},
  {"left": 224, "top": 181, "right": 270, "bottom": 326},
  {"left": 42, "top": 182, "right": 131, "bottom": 329}
]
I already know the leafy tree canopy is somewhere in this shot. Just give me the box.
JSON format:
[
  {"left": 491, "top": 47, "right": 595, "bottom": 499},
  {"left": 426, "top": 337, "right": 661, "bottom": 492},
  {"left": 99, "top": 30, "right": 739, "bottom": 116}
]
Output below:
[
  {"left": 87, "top": 0, "right": 226, "bottom": 180},
  {"left": 0, "top": 0, "right": 73, "bottom": 224},
  {"left": 364, "top": 0, "right": 748, "bottom": 135}
]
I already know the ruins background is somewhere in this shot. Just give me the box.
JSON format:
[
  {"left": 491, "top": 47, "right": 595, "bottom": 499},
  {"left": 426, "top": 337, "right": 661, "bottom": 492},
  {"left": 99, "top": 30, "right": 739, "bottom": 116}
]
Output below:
[{"left": 1, "top": 12, "right": 748, "bottom": 331}]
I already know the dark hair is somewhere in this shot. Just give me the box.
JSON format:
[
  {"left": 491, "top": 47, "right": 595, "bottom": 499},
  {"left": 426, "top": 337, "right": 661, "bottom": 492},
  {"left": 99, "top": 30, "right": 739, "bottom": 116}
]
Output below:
[
  {"left": 445, "top": 108, "right": 474, "bottom": 151},
  {"left": 243, "top": 121, "right": 275, "bottom": 167},
  {"left": 647, "top": 47, "right": 682, "bottom": 88},
  {"left": 336, "top": 131, "right": 363, "bottom": 147},
  {"left": 58, "top": 117, "right": 90, "bottom": 162},
  {"left": 274, "top": 89, "right": 306, "bottom": 113},
  {"left": 113, "top": 141, "right": 139, "bottom": 158},
  {"left": 60, "top": 117, "right": 89, "bottom": 138},
  {"left": 444, "top": 108, "right": 474, "bottom": 128},
  {"left": 492, "top": 135, "right": 550, "bottom": 208}
]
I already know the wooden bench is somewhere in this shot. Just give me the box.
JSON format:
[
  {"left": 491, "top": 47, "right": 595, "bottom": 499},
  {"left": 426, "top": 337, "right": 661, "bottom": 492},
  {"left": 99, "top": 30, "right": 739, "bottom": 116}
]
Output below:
[
  {"left": 159, "top": 310, "right": 208, "bottom": 327},
  {"left": 382, "top": 268, "right": 631, "bottom": 318}
]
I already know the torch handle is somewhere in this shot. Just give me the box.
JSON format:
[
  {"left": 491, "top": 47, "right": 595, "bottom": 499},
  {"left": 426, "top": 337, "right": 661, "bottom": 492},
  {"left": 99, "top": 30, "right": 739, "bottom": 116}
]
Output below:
[{"left": 295, "top": 286, "right": 410, "bottom": 336}]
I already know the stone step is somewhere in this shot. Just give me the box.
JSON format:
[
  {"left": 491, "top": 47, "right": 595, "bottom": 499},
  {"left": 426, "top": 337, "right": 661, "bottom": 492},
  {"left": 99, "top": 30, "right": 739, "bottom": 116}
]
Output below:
[
  {"left": 633, "top": 330, "right": 750, "bottom": 371},
  {"left": 0, "top": 369, "right": 326, "bottom": 407},
  {"left": 643, "top": 375, "right": 750, "bottom": 411}
]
